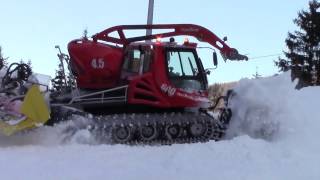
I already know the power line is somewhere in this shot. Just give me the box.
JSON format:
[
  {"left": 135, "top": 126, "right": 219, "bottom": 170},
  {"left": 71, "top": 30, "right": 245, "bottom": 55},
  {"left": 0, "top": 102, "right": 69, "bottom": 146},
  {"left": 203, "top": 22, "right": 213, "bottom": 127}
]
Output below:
[
  {"left": 197, "top": 47, "right": 283, "bottom": 60},
  {"left": 249, "top": 53, "right": 282, "bottom": 60}
]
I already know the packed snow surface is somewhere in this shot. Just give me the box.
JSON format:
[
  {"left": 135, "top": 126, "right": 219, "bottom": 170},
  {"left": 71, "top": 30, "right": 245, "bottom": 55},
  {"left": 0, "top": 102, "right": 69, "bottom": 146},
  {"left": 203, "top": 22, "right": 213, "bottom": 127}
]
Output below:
[{"left": 1, "top": 72, "right": 320, "bottom": 180}]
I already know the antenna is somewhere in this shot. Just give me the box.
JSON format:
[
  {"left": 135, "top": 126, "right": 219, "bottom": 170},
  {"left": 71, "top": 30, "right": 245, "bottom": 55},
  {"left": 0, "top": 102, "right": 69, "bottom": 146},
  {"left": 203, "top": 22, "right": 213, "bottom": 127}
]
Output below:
[{"left": 146, "top": 0, "right": 154, "bottom": 38}]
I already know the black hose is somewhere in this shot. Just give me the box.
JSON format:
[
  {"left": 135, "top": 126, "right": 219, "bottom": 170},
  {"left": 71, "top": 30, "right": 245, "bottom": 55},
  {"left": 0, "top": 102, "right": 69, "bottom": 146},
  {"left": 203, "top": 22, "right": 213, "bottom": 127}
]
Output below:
[{"left": 1, "top": 63, "right": 32, "bottom": 88}]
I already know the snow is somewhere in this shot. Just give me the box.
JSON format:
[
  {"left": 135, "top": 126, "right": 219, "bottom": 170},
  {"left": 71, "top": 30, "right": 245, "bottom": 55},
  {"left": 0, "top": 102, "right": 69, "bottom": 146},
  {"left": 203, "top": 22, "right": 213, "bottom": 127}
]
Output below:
[{"left": 1, "top": 72, "right": 320, "bottom": 180}]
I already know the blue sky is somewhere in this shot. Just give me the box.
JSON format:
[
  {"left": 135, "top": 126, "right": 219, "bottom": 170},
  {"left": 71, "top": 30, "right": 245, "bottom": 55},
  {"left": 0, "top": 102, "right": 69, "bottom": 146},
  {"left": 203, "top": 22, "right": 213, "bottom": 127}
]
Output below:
[{"left": 0, "top": 0, "right": 309, "bottom": 84}]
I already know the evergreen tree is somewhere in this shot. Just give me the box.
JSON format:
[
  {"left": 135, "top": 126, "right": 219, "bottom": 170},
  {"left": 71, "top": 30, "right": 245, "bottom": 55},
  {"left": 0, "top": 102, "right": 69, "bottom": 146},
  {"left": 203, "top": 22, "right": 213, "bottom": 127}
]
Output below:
[
  {"left": 51, "top": 45, "right": 77, "bottom": 92},
  {"left": 0, "top": 46, "right": 3, "bottom": 69},
  {"left": 82, "top": 28, "right": 88, "bottom": 39},
  {"left": 0, "top": 46, "right": 7, "bottom": 69},
  {"left": 27, "top": 60, "right": 32, "bottom": 70},
  {"left": 51, "top": 65, "right": 76, "bottom": 92},
  {"left": 51, "top": 63, "right": 67, "bottom": 92},
  {"left": 275, "top": 0, "right": 320, "bottom": 89},
  {"left": 66, "top": 72, "right": 76, "bottom": 89},
  {"left": 275, "top": 58, "right": 290, "bottom": 72}
]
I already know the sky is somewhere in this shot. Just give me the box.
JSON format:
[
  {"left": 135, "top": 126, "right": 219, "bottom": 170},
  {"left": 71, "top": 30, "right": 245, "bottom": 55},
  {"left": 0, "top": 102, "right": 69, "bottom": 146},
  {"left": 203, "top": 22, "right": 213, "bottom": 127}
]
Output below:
[{"left": 0, "top": 0, "right": 309, "bottom": 84}]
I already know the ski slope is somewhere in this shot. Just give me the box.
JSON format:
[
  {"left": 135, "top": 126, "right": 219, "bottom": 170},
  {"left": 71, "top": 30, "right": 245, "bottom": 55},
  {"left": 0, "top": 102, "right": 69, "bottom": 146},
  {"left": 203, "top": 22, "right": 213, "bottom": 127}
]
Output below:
[{"left": 1, "top": 72, "right": 320, "bottom": 180}]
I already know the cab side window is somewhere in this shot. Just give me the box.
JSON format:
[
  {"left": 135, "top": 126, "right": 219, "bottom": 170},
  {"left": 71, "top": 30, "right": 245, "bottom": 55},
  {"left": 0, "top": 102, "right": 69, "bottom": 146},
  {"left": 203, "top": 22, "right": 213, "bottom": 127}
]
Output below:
[
  {"left": 122, "top": 47, "right": 152, "bottom": 74},
  {"left": 143, "top": 49, "right": 152, "bottom": 73},
  {"left": 123, "top": 49, "right": 141, "bottom": 73}
]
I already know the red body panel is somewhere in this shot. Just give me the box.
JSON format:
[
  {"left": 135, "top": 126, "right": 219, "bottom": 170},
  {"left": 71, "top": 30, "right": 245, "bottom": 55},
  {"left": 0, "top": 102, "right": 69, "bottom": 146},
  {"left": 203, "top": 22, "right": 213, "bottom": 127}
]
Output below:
[
  {"left": 67, "top": 24, "right": 247, "bottom": 110},
  {"left": 68, "top": 39, "right": 123, "bottom": 89},
  {"left": 127, "top": 72, "right": 209, "bottom": 108}
]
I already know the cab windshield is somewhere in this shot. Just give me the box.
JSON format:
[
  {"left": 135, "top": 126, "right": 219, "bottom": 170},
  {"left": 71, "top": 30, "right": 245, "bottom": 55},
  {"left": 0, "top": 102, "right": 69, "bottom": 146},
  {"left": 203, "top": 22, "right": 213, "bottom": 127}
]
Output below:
[{"left": 166, "top": 48, "right": 206, "bottom": 90}]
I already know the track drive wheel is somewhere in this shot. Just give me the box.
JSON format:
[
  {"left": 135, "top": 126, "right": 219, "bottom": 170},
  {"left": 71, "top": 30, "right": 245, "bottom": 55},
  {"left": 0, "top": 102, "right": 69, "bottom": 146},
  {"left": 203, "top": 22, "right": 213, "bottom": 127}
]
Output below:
[
  {"left": 112, "top": 125, "right": 132, "bottom": 143},
  {"left": 165, "top": 124, "right": 181, "bottom": 140},
  {"left": 189, "top": 121, "right": 208, "bottom": 137},
  {"left": 140, "top": 123, "right": 158, "bottom": 141}
]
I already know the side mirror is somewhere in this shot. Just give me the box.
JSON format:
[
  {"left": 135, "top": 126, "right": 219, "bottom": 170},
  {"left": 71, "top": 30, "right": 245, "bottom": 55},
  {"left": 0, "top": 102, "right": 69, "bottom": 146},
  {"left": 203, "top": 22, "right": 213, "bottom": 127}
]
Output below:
[{"left": 213, "top": 51, "right": 218, "bottom": 66}]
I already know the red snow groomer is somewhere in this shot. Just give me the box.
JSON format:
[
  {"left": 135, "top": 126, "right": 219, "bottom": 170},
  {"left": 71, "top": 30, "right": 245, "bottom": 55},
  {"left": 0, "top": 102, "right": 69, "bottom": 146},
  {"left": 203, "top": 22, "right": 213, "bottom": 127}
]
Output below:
[
  {"left": 0, "top": 24, "right": 247, "bottom": 145},
  {"left": 56, "top": 24, "right": 247, "bottom": 144}
]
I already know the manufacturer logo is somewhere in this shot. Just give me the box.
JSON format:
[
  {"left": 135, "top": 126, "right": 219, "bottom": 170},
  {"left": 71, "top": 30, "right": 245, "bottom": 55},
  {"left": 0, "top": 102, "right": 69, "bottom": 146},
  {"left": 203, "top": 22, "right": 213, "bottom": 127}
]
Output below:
[
  {"left": 161, "top": 83, "right": 176, "bottom": 97},
  {"left": 180, "top": 27, "right": 199, "bottom": 33}
]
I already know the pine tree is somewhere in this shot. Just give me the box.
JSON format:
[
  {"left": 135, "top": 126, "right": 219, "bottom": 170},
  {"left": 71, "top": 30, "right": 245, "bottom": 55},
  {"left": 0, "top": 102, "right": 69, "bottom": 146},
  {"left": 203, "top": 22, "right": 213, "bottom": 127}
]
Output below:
[
  {"left": 83, "top": 28, "right": 88, "bottom": 39},
  {"left": 27, "top": 60, "right": 32, "bottom": 70},
  {"left": 51, "top": 63, "right": 67, "bottom": 92},
  {"left": 51, "top": 45, "right": 77, "bottom": 92},
  {"left": 0, "top": 46, "right": 3, "bottom": 69},
  {"left": 0, "top": 46, "right": 7, "bottom": 70},
  {"left": 64, "top": 70, "right": 76, "bottom": 90},
  {"left": 275, "top": 58, "right": 290, "bottom": 72},
  {"left": 275, "top": 0, "right": 320, "bottom": 89}
]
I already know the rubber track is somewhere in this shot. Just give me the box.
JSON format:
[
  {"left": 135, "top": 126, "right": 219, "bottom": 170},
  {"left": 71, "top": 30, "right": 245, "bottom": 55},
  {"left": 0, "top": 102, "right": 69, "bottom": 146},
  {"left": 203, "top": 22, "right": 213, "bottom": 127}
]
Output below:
[{"left": 88, "top": 112, "right": 230, "bottom": 145}]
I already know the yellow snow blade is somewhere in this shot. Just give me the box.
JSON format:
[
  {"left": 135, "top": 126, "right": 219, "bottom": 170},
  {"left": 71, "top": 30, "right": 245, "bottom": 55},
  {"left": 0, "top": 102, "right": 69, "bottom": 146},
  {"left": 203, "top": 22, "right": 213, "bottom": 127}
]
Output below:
[
  {"left": 0, "top": 85, "right": 50, "bottom": 136},
  {"left": 0, "top": 118, "right": 36, "bottom": 136},
  {"left": 20, "top": 85, "right": 50, "bottom": 123}
]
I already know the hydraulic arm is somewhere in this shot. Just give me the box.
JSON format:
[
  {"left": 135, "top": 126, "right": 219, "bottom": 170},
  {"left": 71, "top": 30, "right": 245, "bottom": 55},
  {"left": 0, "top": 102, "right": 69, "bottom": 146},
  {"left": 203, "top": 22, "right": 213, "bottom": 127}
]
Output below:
[{"left": 92, "top": 24, "right": 248, "bottom": 61}]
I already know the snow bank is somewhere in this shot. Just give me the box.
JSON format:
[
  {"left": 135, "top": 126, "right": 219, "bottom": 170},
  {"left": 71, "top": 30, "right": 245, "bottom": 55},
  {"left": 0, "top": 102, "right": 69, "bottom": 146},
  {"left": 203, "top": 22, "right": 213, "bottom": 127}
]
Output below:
[
  {"left": 1, "top": 72, "right": 320, "bottom": 180},
  {"left": 228, "top": 72, "right": 320, "bottom": 144},
  {"left": 0, "top": 117, "right": 96, "bottom": 147},
  {"left": 227, "top": 72, "right": 295, "bottom": 140}
]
